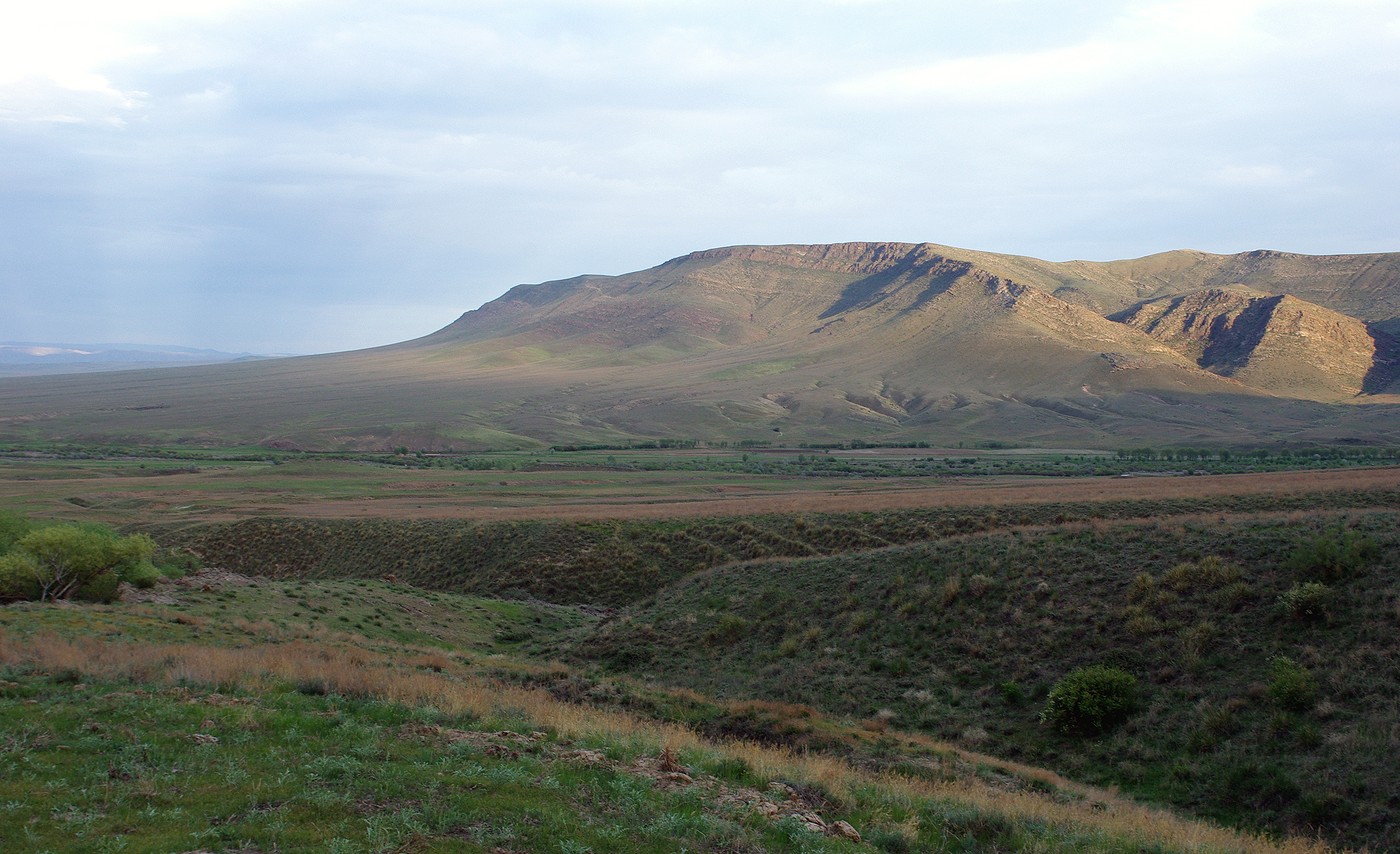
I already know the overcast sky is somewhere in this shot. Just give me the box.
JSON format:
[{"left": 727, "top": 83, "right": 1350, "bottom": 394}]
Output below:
[{"left": 3, "top": 0, "right": 1398, "bottom": 354}]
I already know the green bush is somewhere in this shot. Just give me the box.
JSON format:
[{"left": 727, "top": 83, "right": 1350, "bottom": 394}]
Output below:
[
  {"left": 1268, "top": 656, "right": 1318, "bottom": 712},
  {"left": 705, "top": 614, "right": 750, "bottom": 647},
  {"left": 119, "top": 560, "right": 163, "bottom": 589},
  {"left": 1277, "top": 582, "right": 1332, "bottom": 621},
  {"left": 16, "top": 526, "right": 120, "bottom": 601},
  {"left": 1285, "top": 531, "right": 1378, "bottom": 581},
  {"left": 0, "top": 552, "right": 41, "bottom": 602},
  {"left": 1039, "top": 665, "right": 1138, "bottom": 734},
  {"left": 3, "top": 520, "right": 159, "bottom": 602},
  {"left": 72, "top": 570, "right": 120, "bottom": 603}
]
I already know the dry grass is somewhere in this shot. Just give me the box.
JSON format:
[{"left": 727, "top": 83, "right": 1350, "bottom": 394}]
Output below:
[{"left": 0, "top": 627, "right": 1332, "bottom": 853}]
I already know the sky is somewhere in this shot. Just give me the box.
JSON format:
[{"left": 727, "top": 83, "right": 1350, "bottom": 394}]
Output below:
[{"left": 2, "top": 0, "right": 1398, "bottom": 354}]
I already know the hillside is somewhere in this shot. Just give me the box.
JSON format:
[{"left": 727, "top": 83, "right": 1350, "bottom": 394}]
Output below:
[
  {"left": 22, "top": 469, "right": 1389, "bottom": 850},
  {"left": 1, "top": 242, "right": 1398, "bottom": 450},
  {"left": 0, "top": 512, "right": 1360, "bottom": 851}
]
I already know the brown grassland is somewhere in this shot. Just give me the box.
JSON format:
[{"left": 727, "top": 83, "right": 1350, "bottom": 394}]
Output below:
[{"left": 3, "top": 455, "right": 1397, "bottom": 526}]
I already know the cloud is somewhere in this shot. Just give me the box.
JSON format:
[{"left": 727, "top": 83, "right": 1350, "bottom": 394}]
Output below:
[{"left": 1, "top": 1, "right": 1398, "bottom": 352}]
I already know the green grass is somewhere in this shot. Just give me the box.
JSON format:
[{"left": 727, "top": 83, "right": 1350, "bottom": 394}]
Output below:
[
  {"left": 573, "top": 510, "right": 1400, "bottom": 850},
  {"left": 0, "top": 574, "right": 1286, "bottom": 853},
  {"left": 0, "top": 675, "right": 860, "bottom": 853}
]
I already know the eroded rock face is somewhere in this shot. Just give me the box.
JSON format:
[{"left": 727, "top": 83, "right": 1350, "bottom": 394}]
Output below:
[{"left": 1114, "top": 288, "right": 1378, "bottom": 399}]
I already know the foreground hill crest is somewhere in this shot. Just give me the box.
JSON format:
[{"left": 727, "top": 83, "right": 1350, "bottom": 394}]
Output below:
[{"left": 2, "top": 240, "right": 1398, "bottom": 450}]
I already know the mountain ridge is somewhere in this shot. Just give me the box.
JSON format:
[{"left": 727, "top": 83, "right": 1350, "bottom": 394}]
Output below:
[{"left": 2, "top": 241, "right": 1398, "bottom": 450}]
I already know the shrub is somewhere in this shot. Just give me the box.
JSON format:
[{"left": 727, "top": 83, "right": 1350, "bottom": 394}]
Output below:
[
  {"left": 1039, "top": 665, "right": 1138, "bottom": 734},
  {"left": 1285, "top": 531, "right": 1378, "bottom": 581},
  {"left": 705, "top": 614, "right": 749, "bottom": 647},
  {"left": 0, "top": 552, "right": 41, "bottom": 602},
  {"left": 5, "top": 524, "right": 158, "bottom": 602},
  {"left": 1268, "top": 656, "right": 1317, "bottom": 712},
  {"left": 1162, "top": 556, "right": 1241, "bottom": 593},
  {"left": 1277, "top": 582, "right": 1332, "bottom": 622},
  {"left": 15, "top": 526, "right": 120, "bottom": 601},
  {"left": 120, "top": 560, "right": 163, "bottom": 589},
  {"left": 72, "top": 570, "right": 120, "bottom": 603}
]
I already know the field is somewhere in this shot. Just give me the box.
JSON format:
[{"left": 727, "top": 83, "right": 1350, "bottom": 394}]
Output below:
[
  {"left": 3, "top": 445, "right": 1397, "bottom": 526},
  {"left": 2, "top": 445, "right": 1398, "bottom": 851}
]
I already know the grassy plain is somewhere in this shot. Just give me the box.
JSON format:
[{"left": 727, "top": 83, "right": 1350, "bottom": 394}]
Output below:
[{"left": 3, "top": 446, "right": 1398, "bottom": 527}]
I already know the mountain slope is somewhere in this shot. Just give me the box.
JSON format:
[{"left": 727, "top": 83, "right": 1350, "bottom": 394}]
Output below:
[
  {"left": 1, "top": 242, "right": 1397, "bottom": 450},
  {"left": 1112, "top": 288, "right": 1383, "bottom": 399}
]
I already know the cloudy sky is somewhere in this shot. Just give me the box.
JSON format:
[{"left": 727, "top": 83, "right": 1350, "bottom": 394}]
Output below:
[{"left": 3, "top": 0, "right": 1398, "bottom": 354}]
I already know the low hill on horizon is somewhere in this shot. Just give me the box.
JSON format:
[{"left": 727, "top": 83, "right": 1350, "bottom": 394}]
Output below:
[
  {"left": 0, "top": 342, "right": 282, "bottom": 377},
  {"left": 2, "top": 241, "right": 1398, "bottom": 450}
]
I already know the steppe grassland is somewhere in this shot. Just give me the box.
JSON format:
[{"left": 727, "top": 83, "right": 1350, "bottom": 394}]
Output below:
[
  {"left": 0, "top": 575, "right": 1328, "bottom": 853},
  {"left": 3, "top": 448, "right": 1397, "bottom": 527}
]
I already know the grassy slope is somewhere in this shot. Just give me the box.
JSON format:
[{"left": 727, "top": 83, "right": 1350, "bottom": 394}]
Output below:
[
  {"left": 0, "top": 576, "right": 1313, "bottom": 853},
  {"left": 572, "top": 509, "right": 1400, "bottom": 851},
  {"left": 157, "top": 485, "right": 1400, "bottom": 606}
]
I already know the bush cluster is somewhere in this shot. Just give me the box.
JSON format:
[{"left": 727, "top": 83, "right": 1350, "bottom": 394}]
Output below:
[
  {"left": 1039, "top": 665, "right": 1139, "bottom": 734},
  {"left": 1277, "top": 582, "right": 1332, "bottom": 622},
  {"left": 0, "top": 512, "right": 174, "bottom": 603}
]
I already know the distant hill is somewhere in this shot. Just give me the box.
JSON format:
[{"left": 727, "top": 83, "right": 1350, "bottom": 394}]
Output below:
[
  {"left": 0, "top": 342, "right": 282, "bottom": 377},
  {"left": 1, "top": 242, "right": 1397, "bottom": 449}
]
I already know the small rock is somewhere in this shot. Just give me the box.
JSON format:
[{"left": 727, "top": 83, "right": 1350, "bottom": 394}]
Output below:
[
  {"left": 830, "top": 820, "right": 861, "bottom": 842},
  {"left": 190, "top": 733, "right": 219, "bottom": 745}
]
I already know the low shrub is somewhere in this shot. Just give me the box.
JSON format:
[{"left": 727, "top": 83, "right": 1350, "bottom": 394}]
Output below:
[
  {"left": 1285, "top": 531, "right": 1378, "bottom": 581},
  {"left": 1162, "top": 555, "right": 1241, "bottom": 593},
  {"left": 1276, "top": 582, "right": 1332, "bottom": 621},
  {"left": 1039, "top": 665, "right": 1138, "bottom": 734},
  {"left": 120, "top": 560, "right": 163, "bottom": 589},
  {"left": 704, "top": 614, "right": 749, "bottom": 647},
  {"left": 71, "top": 570, "right": 120, "bottom": 603},
  {"left": 0, "top": 552, "right": 40, "bottom": 602},
  {"left": 1268, "top": 656, "right": 1318, "bottom": 712}
]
